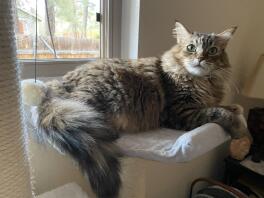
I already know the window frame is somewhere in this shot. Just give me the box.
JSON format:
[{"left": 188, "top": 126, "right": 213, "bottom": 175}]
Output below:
[{"left": 19, "top": 0, "right": 121, "bottom": 79}]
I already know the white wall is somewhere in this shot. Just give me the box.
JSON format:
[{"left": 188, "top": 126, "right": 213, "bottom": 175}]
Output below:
[
  {"left": 121, "top": 0, "right": 140, "bottom": 59},
  {"left": 138, "top": 0, "right": 264, "bottom": 107}
]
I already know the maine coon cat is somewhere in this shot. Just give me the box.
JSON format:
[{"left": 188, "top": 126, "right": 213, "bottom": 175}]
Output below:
[{"left": 32, "top": 22, "right": 251, "bottom": 198}]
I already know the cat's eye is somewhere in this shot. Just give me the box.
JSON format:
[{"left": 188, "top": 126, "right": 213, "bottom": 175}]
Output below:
[
  {"left": 208, "top": 47, "right": 218, "bottom": 55},
  {"left": 186, "top": 44, "right": 196, "bottom": 52}
]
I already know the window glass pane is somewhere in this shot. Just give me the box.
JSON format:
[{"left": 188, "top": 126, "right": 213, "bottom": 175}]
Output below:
[{"left": 15, "top": 0, "right": 100, "bottom": 59}]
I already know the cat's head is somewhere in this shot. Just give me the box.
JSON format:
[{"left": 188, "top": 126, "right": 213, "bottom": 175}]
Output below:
[{"left": 162, "top": 22, "right": 236, "bottom": 77}]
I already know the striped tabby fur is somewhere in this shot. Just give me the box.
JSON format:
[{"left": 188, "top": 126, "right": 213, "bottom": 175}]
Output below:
[{"left": 35, "top": 22, "right": 251, "bottom": 198}]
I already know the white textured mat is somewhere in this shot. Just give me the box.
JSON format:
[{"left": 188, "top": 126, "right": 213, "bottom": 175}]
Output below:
[
  {"left": 118, "top": 123, "right": 230, "bottom": 162},
  {"left": 36, "top": 183, "right": 89, "bottom": 198},
  {"left": 25, "top": 105, "right": 230, "bottom": 162}
]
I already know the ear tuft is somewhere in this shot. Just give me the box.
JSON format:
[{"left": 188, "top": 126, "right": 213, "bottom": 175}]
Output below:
[
  {"left": 217, "top": 26, "right": 237, "bottom": 41},
  {"left": 173, "top": 21, "right": 191, "bottom": 42}
]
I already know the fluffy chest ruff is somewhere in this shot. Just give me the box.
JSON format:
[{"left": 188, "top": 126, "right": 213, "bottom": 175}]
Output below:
[{"left": 167, "top": 73, "right": 227, "bottom": 106}]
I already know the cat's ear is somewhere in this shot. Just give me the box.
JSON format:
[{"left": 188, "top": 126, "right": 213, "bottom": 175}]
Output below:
[
  {"left": 173, "top": 22, "right": 191, "bottom": 43},
  {"left": 217, "top": 26, "right": 237, "bottom": 45}
]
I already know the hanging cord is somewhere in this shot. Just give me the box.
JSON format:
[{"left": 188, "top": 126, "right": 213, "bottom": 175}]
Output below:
[
  {"left": 34, "top": 0, "right": 58, "bottom": 82},
  {"left": 44, "top": 0, "right": 57, "bottom": 59},
  {"left": 34, "top": 0, "right": 38, "bottom": 82}
]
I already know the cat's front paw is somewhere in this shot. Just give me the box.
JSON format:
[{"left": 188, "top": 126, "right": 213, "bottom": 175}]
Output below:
[{"left": 229, "top": 136, "right": 252, "bottom": 160}]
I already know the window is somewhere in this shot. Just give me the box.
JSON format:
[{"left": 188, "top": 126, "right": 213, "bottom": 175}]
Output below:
[{"left": 15, "top": 0, "right": 101, "bottom": 59}]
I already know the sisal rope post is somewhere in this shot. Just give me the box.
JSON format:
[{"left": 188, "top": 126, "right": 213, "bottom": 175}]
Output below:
[{"left": 0, "top": 1, "right": 33, "bottom": 198}]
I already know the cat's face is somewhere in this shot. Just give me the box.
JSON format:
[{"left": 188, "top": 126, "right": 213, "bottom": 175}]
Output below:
[{"left": 171, "top": 22, "right": 236, "bottom": 76}]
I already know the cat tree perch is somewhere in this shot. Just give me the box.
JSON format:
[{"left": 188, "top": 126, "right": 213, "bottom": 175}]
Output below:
[{"left": 0, "top": 1, "right": 33, "bottom": 197}]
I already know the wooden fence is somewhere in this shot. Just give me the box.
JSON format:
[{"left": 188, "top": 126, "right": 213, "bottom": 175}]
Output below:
[{"left": 16, "top": 35, "right": 100, "bottom": 59}]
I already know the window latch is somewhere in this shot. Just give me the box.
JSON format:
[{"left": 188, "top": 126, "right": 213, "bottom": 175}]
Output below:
[{"left": 96, "top": 13, "right": 101, "bottom": 22}]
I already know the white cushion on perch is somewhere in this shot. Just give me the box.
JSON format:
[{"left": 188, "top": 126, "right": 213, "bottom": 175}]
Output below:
[{"left": 117, "top": 123, "right": 230, "bottom": 162}]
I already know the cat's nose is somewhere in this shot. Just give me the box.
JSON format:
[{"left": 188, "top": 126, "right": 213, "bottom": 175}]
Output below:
[
  {"left": 199, "top": 59, "right": 206, "bottom": 67},
  {"left": 199, "top": 58, "right": 204, "bottom": 63}
]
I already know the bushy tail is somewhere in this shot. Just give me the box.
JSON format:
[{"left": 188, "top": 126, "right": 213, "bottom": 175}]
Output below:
[{"left": 37, "top": 97, "right": 121, "bottom": 198}]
